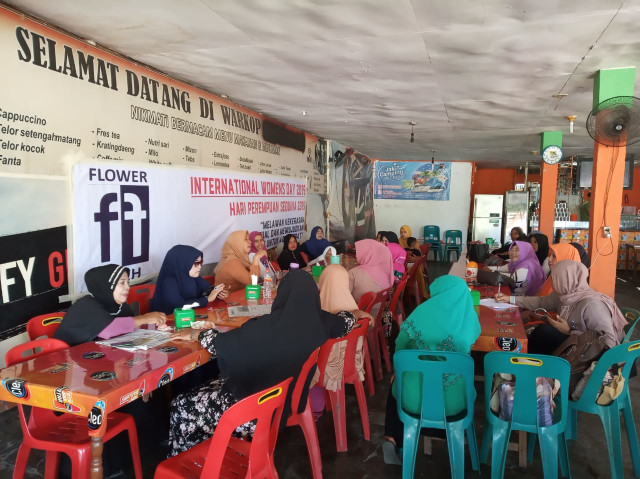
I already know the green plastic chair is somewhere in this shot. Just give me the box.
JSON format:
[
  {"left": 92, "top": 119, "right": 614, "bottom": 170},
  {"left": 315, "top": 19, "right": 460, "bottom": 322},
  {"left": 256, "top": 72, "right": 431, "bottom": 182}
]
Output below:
[
  {"left": 566, "top": 340, "right": 640, "bottom": 479},
  {"left": 422, "top": 225, "right": 442, "bottom": 261},
  {"left": 480, "top": 352, "right": 571, "bottom": 479},
  {"left": 442, "top": 230, "right": 463, "bottom": 263},
  {"left": 621, "top": 307, "right": 640, "bottom": 342},
  {"left": 394, "top": 350, "right": 479, "bottom": 479}
]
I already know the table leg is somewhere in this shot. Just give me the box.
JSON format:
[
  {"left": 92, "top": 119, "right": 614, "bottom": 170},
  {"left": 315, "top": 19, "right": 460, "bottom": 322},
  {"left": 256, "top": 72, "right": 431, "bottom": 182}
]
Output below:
[
  {"left": 90, "top": 436, "right": 104, "bottom": 479},
  {"left": 518, "top": 430, "right": 528, "bottom": 467}
]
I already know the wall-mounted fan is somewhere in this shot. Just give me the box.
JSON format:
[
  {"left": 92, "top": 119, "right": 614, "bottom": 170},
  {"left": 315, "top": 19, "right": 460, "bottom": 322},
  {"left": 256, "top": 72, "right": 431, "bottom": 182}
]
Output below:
[{"left": 586, "top": 96, "right": 640, "bottom": 147}]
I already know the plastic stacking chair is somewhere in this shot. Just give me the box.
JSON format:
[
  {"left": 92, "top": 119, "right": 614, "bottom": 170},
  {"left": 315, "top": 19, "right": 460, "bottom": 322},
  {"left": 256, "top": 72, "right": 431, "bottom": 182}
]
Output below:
[
  {"left": 418, "top": 243, "right": 432, "bottom": 284},
  {"left": 388, "top": 278, "right": 408, "bottom": 328},
  {"left": 155, "top": 377, "right": 293, "bottom": 479},
  {"left": 6, "top": 339, "right": 143, "bottom": 479},
  {"left": 566, "top": 340, "right": 640, "bottom": 479},
  {"left": 285, "top": 349, "right": 322, "bottom": 479},
  {"left": 423, "top": 225, "right": 442, "bottom": 261},
  {"left": 361, "top": 289, "right": 391, "bottom": 381},
  {"left": 317, "top": 319, "right": 371, "bottom": 452},
  {"left": 357, "top": 293, "right": 377, "bottom": 396},
  {"left": 26, "top": 312, "right": 65, "bottom": 340},
  {"left": 621, "top": 307, "right": 640, "bottom": 342},
  {"left": 442, "top": 230, "right": 463, "bottom": 263},
  {"left": 404, "top": 257, "right": 425, "bottom": 308},
  {"left": 127, "top": 283, "right": 156, "bottom": 315},
  {"left": 480, "top": 352, "right": 571, "bottom": 479},
  {"left": 394, "top": 350, "right": 479, "bottom": 479}
]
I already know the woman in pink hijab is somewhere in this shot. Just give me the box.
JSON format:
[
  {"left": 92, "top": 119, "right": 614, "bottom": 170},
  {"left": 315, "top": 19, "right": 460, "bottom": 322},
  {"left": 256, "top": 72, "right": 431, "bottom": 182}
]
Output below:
[
  {"left": 348, "top": 239, "right": 395, "bottom": 303},
  {"left": 386, "top": 243, "right": 407, "bottom": 281}
]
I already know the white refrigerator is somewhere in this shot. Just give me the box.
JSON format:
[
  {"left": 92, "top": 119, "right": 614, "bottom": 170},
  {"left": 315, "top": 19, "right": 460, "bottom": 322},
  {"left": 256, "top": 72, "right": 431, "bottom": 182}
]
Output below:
[{"left": 472, "top": 194, "right": 503, "bottom": 243}]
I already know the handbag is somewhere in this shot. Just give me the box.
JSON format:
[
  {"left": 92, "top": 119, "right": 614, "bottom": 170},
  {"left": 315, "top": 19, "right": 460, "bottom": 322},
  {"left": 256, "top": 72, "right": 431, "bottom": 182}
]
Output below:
[
  {"left": 476, "top": 269, "right": 514, "bottom": 287},
  {"left": 551, "top": 330, "right": 608, "bottom": 393},
  {"left": 467, "top": 243, "right": 490, "bottom": 263}
]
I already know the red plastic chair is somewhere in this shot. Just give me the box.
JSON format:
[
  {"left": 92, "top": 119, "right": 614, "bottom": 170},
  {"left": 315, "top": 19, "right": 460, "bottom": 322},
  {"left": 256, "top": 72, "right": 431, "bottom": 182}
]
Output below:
[
  {"left": 269, "top": 261, "right": 281, "bottom": 272},
  {"left": 5, "top": 339, "right": 143, "bottom": 479},
  {"left": 202, "top": 275, "right": 216, "bottom": 286},
  {"left": 301, "top": 251, "right": 311, "bottom": 265},
  {"left": 419, "top": 243, "right": 432, "bottom": 285},
  {"left": 154, "top": 377, "right": 293, "bottom": 479},
  {"left": 357, "top": 293, "right": 377, "bottom": 396},
  {"left": 316, "top": 319, "right": 371, "bottom": 452},
  {"left": 26, "top": 312, "right": 65, "bottom": 340},
  {"left": 362, "top": 289, "right": 391, "bottom": 381},
  {"left": 285, "top": 349, "right": 322, "bottom": 479},
  {"left": 388, "top": 278, "right": 408, "bottom": 328},
  {"left": 127, "top": 283, "right": 156, "bottom": 315}
]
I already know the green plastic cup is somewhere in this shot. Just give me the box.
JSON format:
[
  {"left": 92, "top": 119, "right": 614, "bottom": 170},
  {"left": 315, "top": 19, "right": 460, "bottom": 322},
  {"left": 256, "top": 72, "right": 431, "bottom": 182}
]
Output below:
[{"left": 470, "top": 290, "right": 481, "bottom": 306}]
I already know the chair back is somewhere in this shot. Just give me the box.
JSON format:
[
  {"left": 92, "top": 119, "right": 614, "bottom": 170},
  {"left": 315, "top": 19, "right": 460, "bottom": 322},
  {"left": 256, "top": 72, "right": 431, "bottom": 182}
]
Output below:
[
  {"left": 621, "top": 307, "right": 640, "bottom": 342},
  {"left": 388, "top": 278, "right": 408, "bottom": 327},
  {"left": 419, "top": 243, "right": 431, "bottom": 258},
  {"left": 127, "top": 283, "right": 156, "bottom": 315},
  {"left": 26, "top": 312, "right": 65, "bottom": 340},
  {"left": 445, "top": 230, "right": 462, "bottom": 245},
  {"left": 571, "top": 340, "right": 640, "bottom": 413},
  {"left": 269, "top": 261, "right": 281, "bottom": 272},
  {"left": 394, "top": 350, "right": 476, "bottom": 428},
  {"left": 423, "top": 225, "right": 440, "bottom": 242},
  {"left": 316, "top": 319, "right": 369, "bottom": 387},
  {"left": 202, "top": 275, "right": 216, "bottom": 286},
  {"left": 357, "top": 291, "right": 376, "bottom": 311},
  {"left": 201, "top": 377, "right": 293, "bottom": 478},
  {"left": 484, "top": 352, "right": 570, "bottom": 434},
  {"left": 366, "top": 288, "right": 390, "bottom": 326},
  {"left": 288, "top": 348, "right": 320, "bottom": 418}
]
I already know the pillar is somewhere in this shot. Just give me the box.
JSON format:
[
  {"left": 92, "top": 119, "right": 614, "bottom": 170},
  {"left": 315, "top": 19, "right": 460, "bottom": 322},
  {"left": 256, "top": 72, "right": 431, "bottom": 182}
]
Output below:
[
  {"left": 538, "top": 131, "right": 562, "bottom": 240},
  {"left": 588, "top": 67, "right": 636, "bottom": 297}
]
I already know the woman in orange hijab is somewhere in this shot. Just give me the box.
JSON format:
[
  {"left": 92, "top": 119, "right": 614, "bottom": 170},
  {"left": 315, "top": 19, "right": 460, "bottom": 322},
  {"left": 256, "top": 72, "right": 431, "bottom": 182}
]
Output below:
[
  {"left": 214, "top": 230, "right": 266, "bottom": 292},
  {"left": 537, "top": 243, "right": 582, "bottom": 296}
]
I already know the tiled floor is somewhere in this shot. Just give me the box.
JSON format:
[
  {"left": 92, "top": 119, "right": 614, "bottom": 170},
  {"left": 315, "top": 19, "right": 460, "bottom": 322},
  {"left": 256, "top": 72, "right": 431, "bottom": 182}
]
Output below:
[{"left": 2, "top": 261, "right": 640, "bottom": 478}]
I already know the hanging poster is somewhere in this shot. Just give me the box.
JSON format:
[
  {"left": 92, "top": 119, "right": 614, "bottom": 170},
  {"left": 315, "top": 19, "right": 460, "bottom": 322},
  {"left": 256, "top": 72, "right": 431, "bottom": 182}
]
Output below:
[{"left": 374, "top": 161, "right": 452, "bottom": 200}]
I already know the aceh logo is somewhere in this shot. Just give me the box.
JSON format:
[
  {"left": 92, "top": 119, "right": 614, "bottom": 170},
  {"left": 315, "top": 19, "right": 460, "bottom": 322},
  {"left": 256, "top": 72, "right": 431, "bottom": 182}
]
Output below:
[{"left": 94, "top": 185, "right": 150, "bottom": 265}]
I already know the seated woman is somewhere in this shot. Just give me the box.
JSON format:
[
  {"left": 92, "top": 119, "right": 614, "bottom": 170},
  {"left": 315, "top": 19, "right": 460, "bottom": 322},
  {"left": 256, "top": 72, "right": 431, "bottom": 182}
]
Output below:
[
  {"left": 380, "top": 231, "right": 400, "bottom": 245},
  {"left": 485, "top": 240, "right": 545, "bottom": 296},
  {"left": 150, "top": 245, "right": 229, "bottom": 314},
  {"left": 537, "top": 243, "right": 582, "bottom": 296},
  {"left": 348, "top": 239, "right": 395, "bottom": 303},
  {"left": 214, "top": 231, "right": 266, "bottom": 293},
  {"left": 382, "top": 275, "right": 480, "bottom": 464},
  {"left": 248, "top": 231, "right": 269, "bottom": 279},
  {"left": 496, "top": 260, "right": 625, "bottom": 354},
  {"left": 570, "top": 242, "right": 591, "bottom": 269},
  {"left": 491, "top": 227, "right": 528, "bottom": 259},
  {"left": 54, "top": 264, "right": 167, "bottom": 346},
  {"left": 376, "top": 231, "right": 386, "bottom": 242},
  {"left": 398, "top": 225, "right": 412, "bottom": 248},
  {"left": 277, "top": 234, "right": 307, "bottom": 270},
  {"left": 529, "top": 232, "right": 550, "bottom": 276},
  {"left": 386, "top": 242, "right": 407, "bottom": 281},
  {"left": 167, "top": 269, "right": 358, "bottom": 456},
  {"left": 300, "top": 226, "right": 332, "bottom": 262}
]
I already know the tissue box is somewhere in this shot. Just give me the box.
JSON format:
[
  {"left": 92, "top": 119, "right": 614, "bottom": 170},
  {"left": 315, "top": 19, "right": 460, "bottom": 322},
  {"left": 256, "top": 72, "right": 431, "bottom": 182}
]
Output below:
[
  {"left": 312, "top": 265, "right": 325, "bottom": 276},
  {"left": 174, "top": 308, "right": 195, "bottom": 330},
  {"left": 245, "top": 285, "right": 261, "bottom": 300}
]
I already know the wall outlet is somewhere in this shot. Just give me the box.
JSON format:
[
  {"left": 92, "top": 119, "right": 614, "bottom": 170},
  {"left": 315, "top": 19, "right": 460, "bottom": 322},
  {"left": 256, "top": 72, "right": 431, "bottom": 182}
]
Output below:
[{"left": 603, "top": 226, "right": 612, "bottom": 238}]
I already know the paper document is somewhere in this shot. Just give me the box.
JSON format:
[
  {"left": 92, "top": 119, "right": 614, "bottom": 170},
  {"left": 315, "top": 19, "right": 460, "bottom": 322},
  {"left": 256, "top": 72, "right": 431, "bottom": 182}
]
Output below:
[
  {"left": 479, "top": 298, "right": 519, "bottom": 310},
  {"left": 96, "top": 329, "right": 172, "bottom": 351},
  {"left": 227, "top": 304, "right": 272, "bottom": 318}
]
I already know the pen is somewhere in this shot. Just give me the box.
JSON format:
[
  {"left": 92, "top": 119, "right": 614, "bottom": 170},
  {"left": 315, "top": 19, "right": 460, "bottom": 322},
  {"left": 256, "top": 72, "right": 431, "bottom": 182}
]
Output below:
[{"left": 498, "top": 283, "right": 501, "bottom": 296}]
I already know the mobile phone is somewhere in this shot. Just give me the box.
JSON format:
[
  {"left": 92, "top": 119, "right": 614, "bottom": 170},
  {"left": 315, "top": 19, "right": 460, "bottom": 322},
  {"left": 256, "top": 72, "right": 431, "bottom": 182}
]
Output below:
[{"left": 195, "top": 314, "right": 208, "bottom": 319}]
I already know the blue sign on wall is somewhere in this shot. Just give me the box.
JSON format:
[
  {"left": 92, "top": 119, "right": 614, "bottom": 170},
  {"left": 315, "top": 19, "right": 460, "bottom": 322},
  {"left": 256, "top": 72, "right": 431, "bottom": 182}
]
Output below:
[{"left": 374, "top": 161, "right": 451, "bottom": 200}]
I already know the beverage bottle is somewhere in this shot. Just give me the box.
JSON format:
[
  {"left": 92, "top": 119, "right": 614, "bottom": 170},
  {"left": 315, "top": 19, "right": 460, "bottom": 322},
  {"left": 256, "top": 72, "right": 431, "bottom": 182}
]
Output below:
[{"left": 263, "top": 271, "right": 273, "bottom": 301}]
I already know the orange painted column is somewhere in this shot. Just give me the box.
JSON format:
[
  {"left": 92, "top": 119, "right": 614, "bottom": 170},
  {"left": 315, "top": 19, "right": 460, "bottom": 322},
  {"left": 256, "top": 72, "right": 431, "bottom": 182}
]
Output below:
[
  {"left": 588, "top": 67, "right": 635, "bottom": 297},
  {"left": 538, "top": 131, "right": 562, "bottom": 240}
]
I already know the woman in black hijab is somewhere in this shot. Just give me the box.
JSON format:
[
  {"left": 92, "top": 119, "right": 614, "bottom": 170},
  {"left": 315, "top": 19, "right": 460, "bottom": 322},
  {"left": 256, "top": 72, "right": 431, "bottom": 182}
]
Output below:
[
  {"left": 54, "top": 264, "right": 166, "bottom": 346},
  {"left": 277, "top": 234, "right": 307, "bottom": 270},
  {"left": 381, "top": 231, "right": 400, "bottom": 244},
  {"left": 529, "top": 232, "right": 550, "bottom": 275},
  {"left": 570, "top": 242, "right": 591, "bottom": 269},
  {"left": 167, "top": 269, "right": 356, "bottom": 456}
]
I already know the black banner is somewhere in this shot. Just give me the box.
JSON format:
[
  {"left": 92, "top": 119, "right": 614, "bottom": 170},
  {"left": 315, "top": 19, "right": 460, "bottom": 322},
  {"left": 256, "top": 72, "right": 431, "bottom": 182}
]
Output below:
[{"left": 0, "top": 226, "right": 69, "bottom": 340}]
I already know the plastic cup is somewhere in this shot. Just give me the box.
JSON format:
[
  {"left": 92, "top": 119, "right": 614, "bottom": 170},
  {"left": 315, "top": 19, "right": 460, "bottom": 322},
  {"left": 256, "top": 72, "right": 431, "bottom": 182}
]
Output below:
[
  {"left": 330, "top": 255, "right": 341, "bottom": 264},
  {"left": 470, "top": 290, "right": 481, "bottom": 306}
]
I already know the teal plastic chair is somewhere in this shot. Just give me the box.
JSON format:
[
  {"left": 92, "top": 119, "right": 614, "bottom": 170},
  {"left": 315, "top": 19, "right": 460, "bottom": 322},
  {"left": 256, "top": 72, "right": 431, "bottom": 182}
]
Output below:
[
  {"left": 621, "top": 307, "right": 640, "bottom": 342},
  {"left": 394, "top": 350, "right": 479, "bottom": 479},
  {"left": 566, "top": 340, "right": 640, "bottom": 479},
  {"left": 422, "top": 225, "right": 442, "bottom": 261},
  {"left": 480, "top": 352, "right": 571, "bottom": 479},
  {"left": 442, "top": 230, "right": 463, "bottom": 263}
]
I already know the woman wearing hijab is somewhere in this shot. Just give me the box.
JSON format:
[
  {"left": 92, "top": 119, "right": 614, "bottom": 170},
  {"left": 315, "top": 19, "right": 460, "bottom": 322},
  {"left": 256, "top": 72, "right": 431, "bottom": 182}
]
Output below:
[
  {"left": 380, "top": 231, "right": 400, "bottom": 245},
  {"left": 496, "top": 260, "right": 625, "bottom": 354},
  {"left": 54, "top": 264, "right": 167, "bottom": 346},
  {"left": 537, "top": 243, "right": 583, "bottom": 296},
  {"left": 485, "top": 240, "right": 545, "bottom": 296},
  {"left": 398, "top": 225, "right": 412, "bottom": 248},
  {"left": 277, "top": 234, "right": 307, "bottom": 270},
  {"left": 248, "top": 231, "right": 269, "bottom": 279},
  {"left": 382, "top": 275, "right": 480, "bottom": 464},
  {"left": 300, "top": 226, "right": 332, "bottom": 260},
  {"left": 167, "top": 269, "right": 357, "bottom": 456},
  {"left": 570, "top": 242, "right": 591, "bottom": 269},
  {"left": 529, "top": 232, "right": 550, "bottom": 276},
  {"left": 491, "top": 226, "right": 528, "bottom": 258},
  {"left": 150, "top": 245, "right": 228, "bottom": 314},
  {"left": 214, "top": 231, "right": 266, "bottom": 293},
  {"left": 386, "top": 242, "right": 407, "bottom": 281},
  {"left": 348, "top": 239, "right": 395, "bottom": 303}
]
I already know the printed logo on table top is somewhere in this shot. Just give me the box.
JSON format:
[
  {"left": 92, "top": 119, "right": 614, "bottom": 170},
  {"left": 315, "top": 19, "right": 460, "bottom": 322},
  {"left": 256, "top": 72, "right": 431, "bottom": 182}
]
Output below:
[
  {"left": 119, "top": 380, "right": 146, "bottom": 406},
  {"left": 157, "top": 367, "right": 174, "bottom": 388},
  {"left": 2, "top": 378, "right": 29, "bottom": 399},
  {"left": 41, "top": 362, "right": 71, "bottom": 374},
  {"left": 157, "top": 346, "right": 178, "bottom": 353},
  {"left": 83, "top": 351, "right": 105, "bottom": 360},
  {"left": 93, "top": 182, "right": 150, "bottom": 266},
  {"left": 88, "top": 399, "right": 105, "bottom": 431},
  {"left": 495, "top": 337, "right": 522, "bottom": 352},
  {"left": 90, "top": 370, "right": 117, "bottom": 381},
  {"left": 121, "top": 356, "right": 149, "bottom": 367},
  {"left": 182, "top": 354, "right": 202, "bottom": 374},
  {"left": 53, "top": 386, "right": 81, "bottom": 413}
]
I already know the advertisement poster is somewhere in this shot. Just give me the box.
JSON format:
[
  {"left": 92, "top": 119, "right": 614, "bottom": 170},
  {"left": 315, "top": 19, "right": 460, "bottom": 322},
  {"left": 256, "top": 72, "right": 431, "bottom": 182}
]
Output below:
[
  {"left": 327, "top": 141, "right": 376, "bottom": 246},
  {"left": 374, "top": 161, "right": 452, "bottom": 200},
  {"left": 0, "top": 226, "right": 69, "bottom": 340},
  {"left": 73, "top": 163, "right": 306, "bottom": 293}
]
